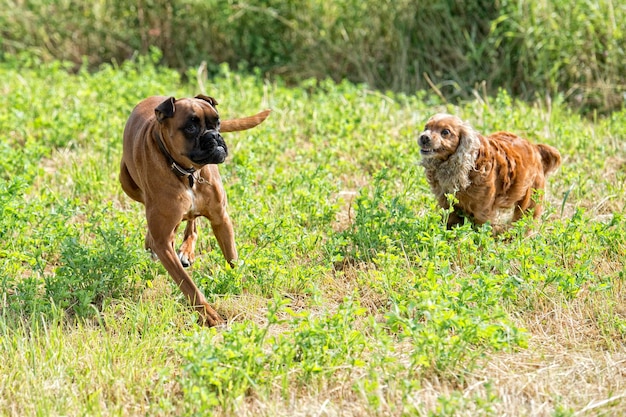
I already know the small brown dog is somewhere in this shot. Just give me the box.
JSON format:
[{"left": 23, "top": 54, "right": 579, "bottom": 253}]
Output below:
[
  {"left": 120, "top": 95, "right": 270, "bottom": 326},
  {"left": 418, "top": 113, "right": 561, "bottom": 230}
]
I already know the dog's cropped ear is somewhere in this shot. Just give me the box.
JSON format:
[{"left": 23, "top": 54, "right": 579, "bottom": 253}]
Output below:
[
  {"left": 155, "top": 97, "right": 176, "bottom": 122},
  {"left": 195, "top": 95, "right": 219, "bottom": 107}
]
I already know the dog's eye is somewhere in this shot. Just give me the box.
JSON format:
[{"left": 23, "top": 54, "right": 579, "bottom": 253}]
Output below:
[
  {"left": 206, "top": 117, "right": 220, "bottom": 131},
  {"left": 184, "top": 124, "right": 198, "bottom": 134},
  {"left": 441, "top": 129, "right": 450, "bottom": 136}
]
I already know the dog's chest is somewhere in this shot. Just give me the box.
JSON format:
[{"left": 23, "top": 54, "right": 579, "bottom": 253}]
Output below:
[{"left": 184, "top": 188, "right": 200, "bottom": 217}]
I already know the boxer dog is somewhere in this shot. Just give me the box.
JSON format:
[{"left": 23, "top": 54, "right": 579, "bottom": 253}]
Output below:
[{"left": 120, "top": 95, "right": 270, "bottom": 326}]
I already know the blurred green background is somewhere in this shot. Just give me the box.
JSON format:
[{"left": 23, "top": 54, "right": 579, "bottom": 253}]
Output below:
[{"left": 1, "top": 0, "right": 624, "bottom": 114}]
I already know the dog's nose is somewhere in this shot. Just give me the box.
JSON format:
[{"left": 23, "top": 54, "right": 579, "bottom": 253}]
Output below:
[
  {"left": 419, "top": 133, "right": 430, "bottom": 146},
  {"left": 206, "top": 130, "right": 220, "bottom": 141}
]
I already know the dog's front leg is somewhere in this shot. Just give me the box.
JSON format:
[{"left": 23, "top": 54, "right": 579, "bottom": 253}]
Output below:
[
  {"left": 147, "top": 211, "right": 224, "bottom": 326},
  {"left": 437, "top": 194, "right": 465, "bottom": 229},
  {"left": 202, "top": 185, "right": 238, "bottom": 268},
  {"left": 154, "top": 239, "right": 224, "bottom": 326},
  {"left": 208, "top": 212, "right": 238, "bottom": 268},
  {"left": 446, "top": 209, "right": 465, "bottom": 229}
]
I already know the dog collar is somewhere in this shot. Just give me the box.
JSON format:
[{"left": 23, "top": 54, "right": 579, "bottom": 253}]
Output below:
[{"left": 153, "top": 131, "right": 197, "bottom": 187}]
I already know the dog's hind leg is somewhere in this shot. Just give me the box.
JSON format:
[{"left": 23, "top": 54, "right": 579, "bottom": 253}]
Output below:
[
  {"left": 178, "top": 220, "right": 198, "bottom": 268},
  {"left": 119, "top": 162, "right": 144, "bottom": 203}
]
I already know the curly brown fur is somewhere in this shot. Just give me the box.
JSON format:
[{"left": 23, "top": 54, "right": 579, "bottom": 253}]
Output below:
[{"left": 418, "top": 113, "right": 561, "bottom": 230}]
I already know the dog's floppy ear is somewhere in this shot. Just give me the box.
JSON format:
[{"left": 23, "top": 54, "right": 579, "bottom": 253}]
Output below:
[
  {"left": 195, "top": 95, "right": 219, "bottom": 107},
  {"left": 455, "top": 119, "right": 480, "bottom": 156},
  {"left": 155, "top": 97, "right": 176, "bottom": 122}
]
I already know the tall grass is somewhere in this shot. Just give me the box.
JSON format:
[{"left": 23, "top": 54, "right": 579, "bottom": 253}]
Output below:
[{"left": 1, "top": 0, "right": 624, "bottom": 112}]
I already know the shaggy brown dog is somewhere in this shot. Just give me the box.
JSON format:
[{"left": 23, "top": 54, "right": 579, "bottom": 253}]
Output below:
[{"left": 418, "top": 113, "right": 561, "bottom": 230}]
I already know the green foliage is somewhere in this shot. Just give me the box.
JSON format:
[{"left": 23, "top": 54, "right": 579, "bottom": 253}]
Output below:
[
  {"left": 46, "top": 216, "right": 150, "bottom": 318},
  {"left": 334, "top": 170, "right": 529, "bottom": 376},
  {"left": 335, "top": 167, "right": 432, "bottom": 262},
  {"left": 0, "top": 57, "right": 624, "bottom": 415},
  {"left": 181, "top": 298, "right": 382, "bottom": 413},
  {"left": 0, "top": 190, "right": 151, "bottom": 319},
  {"left": 490, "top": 0, "right": 626, "bottom": 113},
  {"left": 1, "top": 0, "right": 624, "bottom": 112}
]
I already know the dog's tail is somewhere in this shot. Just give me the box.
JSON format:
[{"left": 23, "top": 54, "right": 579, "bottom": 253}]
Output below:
[
  {"left": 537, "top": 143, "right": 561, "bottom": 175},
  {"left": 221, "top": 109, "right": 271, "bottom": 133}
]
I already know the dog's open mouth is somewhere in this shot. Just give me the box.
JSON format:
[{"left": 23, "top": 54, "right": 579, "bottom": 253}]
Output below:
[{"left": 420, "top": 148, "right": 438, "bottom": 156}]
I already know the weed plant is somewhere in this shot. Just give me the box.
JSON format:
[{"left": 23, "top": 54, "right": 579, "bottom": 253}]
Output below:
[{"left": 0, "top": 55, "right": 624, "bottom": 415}]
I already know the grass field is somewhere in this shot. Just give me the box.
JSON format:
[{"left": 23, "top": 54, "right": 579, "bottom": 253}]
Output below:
[{"left": 0, "top": 56, "right": 625, "bottom": 416}]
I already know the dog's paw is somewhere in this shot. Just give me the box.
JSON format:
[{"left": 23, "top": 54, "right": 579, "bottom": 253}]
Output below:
[
  {"left": 198, "top": 302, "right": 226, "bottom": 327},
  {"left": 178, "top": 252, "right": 193, "bottom": 268}
]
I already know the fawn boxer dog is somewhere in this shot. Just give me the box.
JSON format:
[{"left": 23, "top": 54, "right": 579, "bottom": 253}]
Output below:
[{"left": 120, "top": 95, "right": 270, "bottom": 326}]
